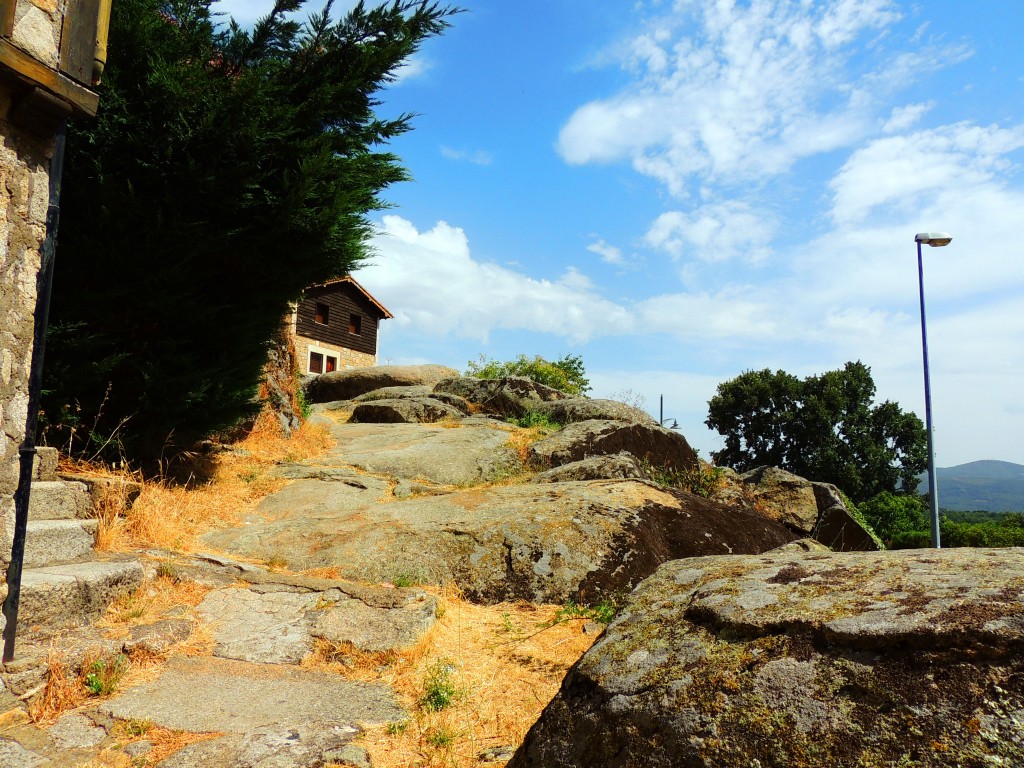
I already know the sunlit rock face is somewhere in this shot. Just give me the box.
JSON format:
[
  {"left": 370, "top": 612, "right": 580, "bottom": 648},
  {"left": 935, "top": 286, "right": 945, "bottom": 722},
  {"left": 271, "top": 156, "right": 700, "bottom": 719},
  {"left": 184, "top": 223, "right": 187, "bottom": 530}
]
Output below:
[{"left": 510, "top": 547, "right": 1024, "bottom": 768}]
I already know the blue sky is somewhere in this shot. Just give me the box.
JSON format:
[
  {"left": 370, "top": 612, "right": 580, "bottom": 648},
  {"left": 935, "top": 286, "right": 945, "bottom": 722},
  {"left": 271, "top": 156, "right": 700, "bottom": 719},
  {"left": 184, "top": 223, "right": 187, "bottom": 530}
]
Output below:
[{"left": 219, "top": 0, "right": 1024, "bottom": 468}]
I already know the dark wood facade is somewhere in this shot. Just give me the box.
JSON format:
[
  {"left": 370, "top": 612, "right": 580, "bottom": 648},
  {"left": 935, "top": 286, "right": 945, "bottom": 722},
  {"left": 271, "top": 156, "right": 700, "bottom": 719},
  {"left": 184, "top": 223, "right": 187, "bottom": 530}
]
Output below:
[{"left": 294, "top": 277, "right": 392, "bottom": 357}]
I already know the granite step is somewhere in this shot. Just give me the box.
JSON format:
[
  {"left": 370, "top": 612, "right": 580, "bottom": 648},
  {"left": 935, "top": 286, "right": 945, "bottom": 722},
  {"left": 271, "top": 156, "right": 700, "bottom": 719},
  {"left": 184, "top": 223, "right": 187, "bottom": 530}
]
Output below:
[
  {"left": 1, "top": 559, "right": 144, "bottom": 637},
  {"left": 21, "top": 519, "right": 99, "bottom": 568},
  {"left": 26, "top": 480, "right": 92, "bottom": 520}
]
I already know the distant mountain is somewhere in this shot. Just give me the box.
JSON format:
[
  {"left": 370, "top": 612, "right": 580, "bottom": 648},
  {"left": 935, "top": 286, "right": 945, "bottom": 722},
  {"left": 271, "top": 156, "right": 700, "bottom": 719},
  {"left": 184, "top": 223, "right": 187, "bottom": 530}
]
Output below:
[{"left": 919, "top": 460, "right": 1024, "bottom": 513}]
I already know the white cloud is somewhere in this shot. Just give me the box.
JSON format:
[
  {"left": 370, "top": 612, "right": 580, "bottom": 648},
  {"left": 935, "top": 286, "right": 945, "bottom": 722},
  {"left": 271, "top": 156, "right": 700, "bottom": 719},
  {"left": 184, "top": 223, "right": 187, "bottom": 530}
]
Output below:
[
  {"left": 644, "top": 202, "right": 776, "bottom": 264},
  {"left": 392, "top": 54, "right": 434, "bottom": 85},
  {"left": 557, "top": 0, "right": 925, "bottom": 195},
  {"left": 586, "top": 238, "right": 625, "bottom": 265},
  {"left": 882, "top": 102, "right": 933, "bottom": 133},
  {"left": 440, "top": 146, "right": 493, "bottom": 165},
  {"left": 359, "top": 216, "right": 636, "bottom": 344},
  {"left": 829, "top": 122, "right": 1024, "bottom": 226}
]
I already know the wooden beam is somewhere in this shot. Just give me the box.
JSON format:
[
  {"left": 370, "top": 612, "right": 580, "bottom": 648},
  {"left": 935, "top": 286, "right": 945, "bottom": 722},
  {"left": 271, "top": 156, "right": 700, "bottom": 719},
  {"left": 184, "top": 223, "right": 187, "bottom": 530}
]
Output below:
[
  {"left": 0, "top": 0, "right": 15, "bottom": 38},
  {"left": 0, "top": 38, "right": 99, "bottom": 116}
]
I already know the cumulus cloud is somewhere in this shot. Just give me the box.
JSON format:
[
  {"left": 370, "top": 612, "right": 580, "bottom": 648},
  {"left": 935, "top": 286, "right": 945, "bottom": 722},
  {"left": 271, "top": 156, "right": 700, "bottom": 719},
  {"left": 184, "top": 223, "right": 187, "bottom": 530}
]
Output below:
[
  {"left": 360, "top": 216, "right": 636, "bottom": 344},
  {"left": 644, "top": 202, "right": 776, "bottom": 263},
  {"left": 557, "top": 0, "right": 924, "bottom": 195}
]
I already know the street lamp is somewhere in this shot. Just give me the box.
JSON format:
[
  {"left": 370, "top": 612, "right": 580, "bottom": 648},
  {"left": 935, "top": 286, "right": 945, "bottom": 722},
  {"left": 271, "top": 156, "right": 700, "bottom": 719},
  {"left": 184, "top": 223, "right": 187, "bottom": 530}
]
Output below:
[{"left": 915, "top": 232, "right": 952, "bottom": 548}]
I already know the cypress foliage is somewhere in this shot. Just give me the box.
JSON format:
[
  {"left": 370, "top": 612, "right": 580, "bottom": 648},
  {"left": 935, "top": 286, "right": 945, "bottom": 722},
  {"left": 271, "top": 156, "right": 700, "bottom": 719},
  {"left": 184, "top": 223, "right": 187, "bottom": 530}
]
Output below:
[{"left": 43, "top": 0, "right": 456, "bottom": 464}]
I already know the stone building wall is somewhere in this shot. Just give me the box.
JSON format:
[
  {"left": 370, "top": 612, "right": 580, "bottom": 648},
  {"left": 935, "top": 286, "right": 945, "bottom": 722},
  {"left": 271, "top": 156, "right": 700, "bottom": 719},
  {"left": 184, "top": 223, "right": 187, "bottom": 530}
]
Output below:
[
  {"left": 9, "top": 0, "right": 66, "bottom": 70},
  {"left": 293, "top": 334, "right": 377, "bottom": 374},
  {"left": 0, "top": 100, "right": 52, "bottom": 503}
]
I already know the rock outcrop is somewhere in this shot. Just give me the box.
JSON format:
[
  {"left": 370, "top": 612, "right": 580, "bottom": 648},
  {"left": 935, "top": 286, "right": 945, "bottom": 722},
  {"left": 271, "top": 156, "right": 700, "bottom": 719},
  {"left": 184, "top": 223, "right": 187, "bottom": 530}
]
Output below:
[
  {"left": 433, "top": 376, "right": 568, "bottom": 417},
  {"left": 532, "top": 398, "right": 656, "bottom": 426},
  {"left": 715, "top": 465, "right": 879, "bottom": 551},
  {"left": 510, "top": 547, "right": 1024, "bottom": 767},
  {"left": 203, "top": 479, "right": 796, "bottom": 604},
  {"left": 304, "top": 364, "right": 459, "bottom": 403},
  {"left": 528, "top": 420, "right": 698, "bottom": 474}
]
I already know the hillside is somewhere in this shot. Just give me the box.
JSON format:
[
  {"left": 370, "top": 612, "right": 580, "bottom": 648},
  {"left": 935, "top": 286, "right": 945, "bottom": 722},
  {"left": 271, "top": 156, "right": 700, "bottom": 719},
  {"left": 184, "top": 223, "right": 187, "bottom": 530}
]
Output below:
[{"left": 919, "top": 460, "right": 1024, "bottom": 512}]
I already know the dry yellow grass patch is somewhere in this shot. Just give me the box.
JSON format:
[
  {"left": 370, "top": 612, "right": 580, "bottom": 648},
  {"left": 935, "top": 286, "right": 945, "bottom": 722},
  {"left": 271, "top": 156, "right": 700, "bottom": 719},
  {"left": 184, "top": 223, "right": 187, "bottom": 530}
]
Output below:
[
  {"left": 89, "top": 415, "right": 331, "bottom": 553},
  {"left": 305, "top": 584, "right": 597, "bottom": 768}
]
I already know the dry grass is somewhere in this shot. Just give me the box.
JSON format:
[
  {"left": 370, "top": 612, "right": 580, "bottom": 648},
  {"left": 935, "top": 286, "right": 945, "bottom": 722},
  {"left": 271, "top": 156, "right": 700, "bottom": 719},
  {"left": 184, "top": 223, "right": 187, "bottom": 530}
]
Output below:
[
  {"left": 91, "top": 415, "right": 331, "bottom": 553},
  {"left": 304, "top": 584, "right": 598, "bottom": 768},
  {"left": 28, "top": 651, "right": 89, "bottom": 724}
]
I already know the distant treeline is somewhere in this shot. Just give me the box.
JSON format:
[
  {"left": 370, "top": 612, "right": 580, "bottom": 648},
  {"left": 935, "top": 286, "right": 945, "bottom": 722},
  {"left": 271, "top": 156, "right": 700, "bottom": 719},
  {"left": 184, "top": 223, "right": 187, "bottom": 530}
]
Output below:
[{"left": 892, "top": 511, "right": 1024, "bottom": 549}]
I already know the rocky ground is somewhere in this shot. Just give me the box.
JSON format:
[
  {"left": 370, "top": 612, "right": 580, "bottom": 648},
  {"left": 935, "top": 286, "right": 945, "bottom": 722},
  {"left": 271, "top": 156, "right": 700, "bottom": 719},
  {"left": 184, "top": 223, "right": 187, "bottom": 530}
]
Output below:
[{"left": 3, "top": 367, "right": 1014, "bottom": 767}]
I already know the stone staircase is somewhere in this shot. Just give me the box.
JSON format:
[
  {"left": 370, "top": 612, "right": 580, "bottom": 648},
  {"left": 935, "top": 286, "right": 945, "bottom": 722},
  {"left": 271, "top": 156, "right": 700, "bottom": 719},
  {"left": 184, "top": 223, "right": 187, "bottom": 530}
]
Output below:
[{"left": 1, "top": 447, "right": 143, "bottom": 647}]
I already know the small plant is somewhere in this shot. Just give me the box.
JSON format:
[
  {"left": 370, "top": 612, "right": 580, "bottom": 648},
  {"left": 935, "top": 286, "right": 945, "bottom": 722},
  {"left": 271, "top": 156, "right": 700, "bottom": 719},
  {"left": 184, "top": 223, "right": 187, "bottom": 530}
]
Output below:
[
  {"left": 84, "top": 653, "right": 129, "bottom": 697},
  {"left": 506, "top": 410, "right": 562, "bottom": 431},
  {"left": 265, "top": 554, "right": 289, "bottom": 571},
  {"left": 553, "top": 596, "right": 621, "bottom": 626},
  {"left": 386, "top": 719, "right": 409, "bottom": 736},
  {"left": 122, "top": 718, "right": 152, "bottom": 737},
  {"left": 681, "top": 461, "right": 725, "bottom": 498},
  {"left": 424, "top": 726, "right": 457, "bottom": 749},
  {"left": 392, "top": 573, "right": 417, "bottom": 588},
  {"left": 155, "top": 562, "right": 178, "bottom": 580},
  {"left": 419, "top": 659, "right": 462, "bottom": 712}
]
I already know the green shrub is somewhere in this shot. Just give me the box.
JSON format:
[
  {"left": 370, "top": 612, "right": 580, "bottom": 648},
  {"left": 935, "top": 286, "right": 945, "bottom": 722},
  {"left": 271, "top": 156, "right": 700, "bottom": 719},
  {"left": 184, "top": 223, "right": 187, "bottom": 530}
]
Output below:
[
  {"left": 506, "top": 411, "right": 562, "bottom": 430},
  {"left": 466, "top": 353, "right": 590, "bottom": 395}
]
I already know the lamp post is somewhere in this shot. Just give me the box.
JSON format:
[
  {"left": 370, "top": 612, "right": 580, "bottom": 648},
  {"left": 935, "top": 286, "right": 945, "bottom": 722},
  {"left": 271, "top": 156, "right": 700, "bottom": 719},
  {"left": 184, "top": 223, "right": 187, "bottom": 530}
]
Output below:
[{"left": 915, "top": 232, "right": 952, "bottom": 548}]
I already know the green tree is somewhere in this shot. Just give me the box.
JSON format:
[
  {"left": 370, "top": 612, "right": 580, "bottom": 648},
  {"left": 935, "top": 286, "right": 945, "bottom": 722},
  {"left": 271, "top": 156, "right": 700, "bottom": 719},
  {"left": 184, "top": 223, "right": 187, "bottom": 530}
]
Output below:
[
  {"left": 43, "top": 0, "right": 457, "bottom": 463},
  {"left": 465, "top": 354, "right": 591, "bottom": 396},
  {"left": 706, "top": 362, "right": 927, "bottom": 503},
  {"left": 858, "top": 491, "right": 928, "bottom": 546}
]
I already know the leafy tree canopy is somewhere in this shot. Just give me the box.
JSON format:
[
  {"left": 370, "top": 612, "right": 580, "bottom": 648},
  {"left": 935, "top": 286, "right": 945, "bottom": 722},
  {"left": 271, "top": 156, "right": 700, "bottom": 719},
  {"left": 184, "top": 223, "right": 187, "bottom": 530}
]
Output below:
[
  {"left": 43, "top": 0, "right": 457, "bottom": 463},
  {"left": 465, "top": 354, "right": 591, "bottom": 396},
  {"left": 706, "top": 361, "right": 927, "bottom": 503}
]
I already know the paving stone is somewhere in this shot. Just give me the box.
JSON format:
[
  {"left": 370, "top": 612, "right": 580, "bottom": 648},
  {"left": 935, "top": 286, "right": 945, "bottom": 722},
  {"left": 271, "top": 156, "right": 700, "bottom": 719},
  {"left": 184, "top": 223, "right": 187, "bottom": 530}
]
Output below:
[
  {"left": 196, "top": 588, "right": 319, "bottom": 664},
  {"left": 0, "top": 738, "right": 47, "bottom": 767},
  {"left": 100, "top": 655, "right": 404, "bottom": 733},
  {"left": 48, "top": 713, "right": 106, "bottom": 749},
  {"left": 312, "top": 591, "right": 436, "bottom": 652},
  {"left": 157, "top": 724, "right": 359, "bottom": 768}
]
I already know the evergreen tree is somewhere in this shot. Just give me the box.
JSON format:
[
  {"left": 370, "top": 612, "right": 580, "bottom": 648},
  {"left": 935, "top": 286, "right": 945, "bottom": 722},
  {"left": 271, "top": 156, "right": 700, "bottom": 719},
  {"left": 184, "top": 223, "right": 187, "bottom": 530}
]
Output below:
[{"left": 43, "top": 0, "right": 457, "bottom": 463}]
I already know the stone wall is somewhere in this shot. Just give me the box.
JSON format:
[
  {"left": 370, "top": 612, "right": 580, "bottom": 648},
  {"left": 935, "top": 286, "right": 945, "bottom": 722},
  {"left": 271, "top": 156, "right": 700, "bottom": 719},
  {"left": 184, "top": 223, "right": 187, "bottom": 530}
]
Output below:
[
  {"left": 9, "top": 0, "right": 66, "bottom": 70},
  {"left": 293, "top": 334, "right": 376, "bottom": 374},
  {"left": 0, "top": 87, "right": 56, "bottom": 553}
]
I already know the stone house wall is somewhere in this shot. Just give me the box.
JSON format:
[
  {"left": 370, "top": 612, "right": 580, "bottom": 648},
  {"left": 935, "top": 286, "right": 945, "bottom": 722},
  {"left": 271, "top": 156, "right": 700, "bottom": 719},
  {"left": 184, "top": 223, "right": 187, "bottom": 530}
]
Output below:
[
  {"left": 0, "top": 88, "right": 54, "bottom": 512},
  {"left": 293, "top": 334, "right": 376, "bottom": 374}
]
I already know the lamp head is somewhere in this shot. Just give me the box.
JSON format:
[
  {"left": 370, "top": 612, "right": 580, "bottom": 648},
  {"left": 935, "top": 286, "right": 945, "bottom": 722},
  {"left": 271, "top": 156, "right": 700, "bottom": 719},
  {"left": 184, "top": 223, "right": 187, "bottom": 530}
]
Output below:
[{"left": 915, "top": 232, "right": 953, "bottom": 247}]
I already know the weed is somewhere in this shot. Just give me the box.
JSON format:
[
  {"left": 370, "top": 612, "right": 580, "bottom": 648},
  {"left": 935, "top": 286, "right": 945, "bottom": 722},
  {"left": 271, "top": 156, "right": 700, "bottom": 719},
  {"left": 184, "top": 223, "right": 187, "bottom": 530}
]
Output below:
[
  {"left": 386, "top": 720, "right": 409, "bottom": 736},
  {"left": 644, "top": 458, "right": 724, "bottom": 498},
  {"left": 419, "top": 659, "right": 462, "bottom": 712},
  {"left": 84, "top": 653, "right": 129, "bottom": 696},
  {"left": 122, "top": 718, "right": 152, "bottom": 737},
  {"left": 499, "top": 611, "right": 520, "bottom": 635},
  {"left": 238, "top": 468, "right": 261, "bottom": 484},
  {"left": 392, "top": 573, "right": 418, "bottom": 588},
  {"left": 424, "top": 726, "right": 457, "bottom": 749},
  {"left": 681, "top": 461, "right": 725, "bottom": 498},
  {"left": 265, "top": 554, "right": 289, "bottom": 571},
  {"left": 553, "top": 596, "right": 620, "bottom": 626},
  {"left": 506, "top": 410, "right": 562, "bottom": 431},
  {"left": 155, "top": 562, "right": 178, "bottom": 580}
]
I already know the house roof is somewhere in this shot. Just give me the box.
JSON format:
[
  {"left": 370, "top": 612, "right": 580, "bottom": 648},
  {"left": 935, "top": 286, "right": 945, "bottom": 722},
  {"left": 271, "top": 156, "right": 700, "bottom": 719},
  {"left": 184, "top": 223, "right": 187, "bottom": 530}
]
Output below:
[{"left": 311, "top": 275, "right": 394, "bottom": 319}]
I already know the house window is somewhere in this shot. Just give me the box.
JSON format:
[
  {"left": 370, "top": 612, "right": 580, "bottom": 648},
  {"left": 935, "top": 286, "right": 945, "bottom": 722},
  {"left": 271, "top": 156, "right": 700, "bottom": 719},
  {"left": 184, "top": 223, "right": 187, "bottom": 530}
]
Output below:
[
  {"left": 325, "top": 356, "right": 337, "bottom": 373},
  {"left": 309, "top": 352, "right": 324, "bottom": 374},
  {"left": 315, "top": 302, "right": 330, "bottom": 325},
  {"left": 349, "top": 313, "right": 361, "bottom": 334}
]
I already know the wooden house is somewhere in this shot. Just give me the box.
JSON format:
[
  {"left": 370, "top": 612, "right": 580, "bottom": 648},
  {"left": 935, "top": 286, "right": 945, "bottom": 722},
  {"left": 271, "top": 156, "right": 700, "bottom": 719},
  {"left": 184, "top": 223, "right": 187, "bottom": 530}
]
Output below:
[{"left": 291, "top": 276, "right": 392, "bottom": 375}]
